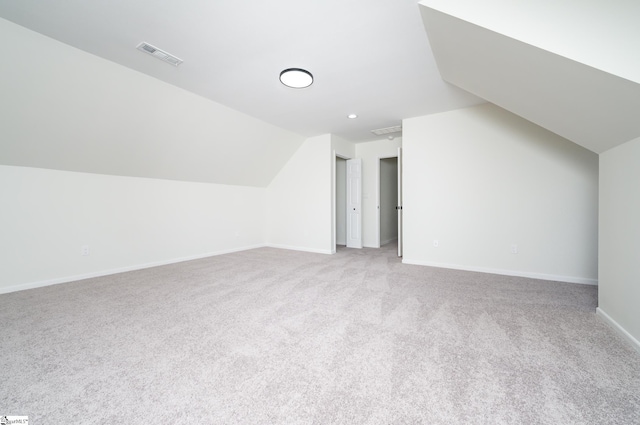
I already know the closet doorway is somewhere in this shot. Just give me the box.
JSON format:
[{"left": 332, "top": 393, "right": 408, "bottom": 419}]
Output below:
[{"left": 379, "top": 156, "right": 399, "bottom": 247}]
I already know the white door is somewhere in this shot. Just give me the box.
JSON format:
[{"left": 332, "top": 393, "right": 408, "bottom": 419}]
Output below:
[
  {"left": 397, "top": 148, "right": 403, "bottom": 257},
  {"left": 346, "top": 158, "right": 362, "bottom": 248}
]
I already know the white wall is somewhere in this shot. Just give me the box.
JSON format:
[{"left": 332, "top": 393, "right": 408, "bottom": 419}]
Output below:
[
  {"left": 0, "top": 18, "right": 303, "bottom": 187},
  {"left": 0, "top": 165, "right": 265, "bottom": 293},
  {"left": 380, "top": 157, "right": 399, "bottom": 245},
  {"left": 355, "top": 138, "right": 403, "bottom": 247},
  {"left": 598, "top": 136, "right": 640, "bottom": 350},
  {"left": 0, "top": 18, "right": 306, "bottom": 294},
  {"left": 403, "top": 104, "right": 599, "bottom": 284},
  {"left": 266, "top": 134, "right": 333, "bottom": 254},
  {"left": 265, "top": 135, "right": 403, "bottom": 253},
  {"left": 332, "top": 135, "right": 356, "bottom": 160}
]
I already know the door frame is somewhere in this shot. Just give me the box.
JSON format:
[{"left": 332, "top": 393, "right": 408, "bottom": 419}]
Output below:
[
  {"left": 332, "top": 151, "right": 351, "bottom": 253},
  {"left": 397, "top": 147, "right": 403, "bottom": 257}
]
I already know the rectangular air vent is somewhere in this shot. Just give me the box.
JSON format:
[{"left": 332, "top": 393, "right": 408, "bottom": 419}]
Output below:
[
  {"left": 371, "top": 125, "right": 402, "bottom": 136},
  {"left": 136, "top": 42, "right": 183, "bottom": 66}
]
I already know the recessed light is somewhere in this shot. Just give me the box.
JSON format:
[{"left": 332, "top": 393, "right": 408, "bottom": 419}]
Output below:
[
  {"left": 279, "top": 68, "right": 313, "bottom": 89},
  {"left": 348, "top": 114, "right": 358, "bottom": 119}
]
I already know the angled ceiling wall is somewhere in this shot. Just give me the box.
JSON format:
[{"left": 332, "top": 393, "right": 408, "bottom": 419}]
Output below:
[
  {"left": 0, "top": 18, "right": 304, "bottom": 187},
  {"left": 419, "top": 0, "right": 640, "bottom": 153}
]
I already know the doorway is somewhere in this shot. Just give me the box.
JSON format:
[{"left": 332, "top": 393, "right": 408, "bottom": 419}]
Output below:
[
  {"left": 334, "top": 154, "right": 362, "bottom": 252},
  {"left": 379, "top": 157, "right": 399, "bottom": 246}
]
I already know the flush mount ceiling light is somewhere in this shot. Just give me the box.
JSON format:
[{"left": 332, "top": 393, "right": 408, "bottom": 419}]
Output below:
[
  {"left": 348, "top": 114, "right": 358, "bottom": 119},
  {"left": 279, "top": 68, "right": 313, "bottom": 88}
]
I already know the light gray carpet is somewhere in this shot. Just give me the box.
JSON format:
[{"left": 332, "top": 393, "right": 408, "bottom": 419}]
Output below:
[{"left": 1, "top": 243, "right": 639, "bottom": 424}]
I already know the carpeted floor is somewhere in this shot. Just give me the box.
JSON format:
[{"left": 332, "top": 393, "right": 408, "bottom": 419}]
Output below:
[{"left": 1, "top": 243, "right": 639, "bottom": 424}]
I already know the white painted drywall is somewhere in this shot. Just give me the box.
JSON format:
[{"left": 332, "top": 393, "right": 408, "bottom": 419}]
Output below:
[
  {"left": 336, "top": 158, "right": 347, "bottom": 246},
  {"left": 380, "top": 157, "right": 399, "bottom": 245},
  {"left": 332, "top": 135, "right": 356, "bottom": 160},
  {"left": 0, "top": 165, "right": 266, "bottom": 293},
  {"left": 266, "top": 134, "right": 333, "bottom": 254},
  {"left": 420, "top": 0, "right": 640, "bottom": 85},
  {"left": 598, "top": 136, "right": 640, "bottom": 349},
  {"left": 420, "top": 5, "right": 640, "bottom": 155},
  {"left": 0, "top": 18, "right": 303, "bottom": 187},
  {"left": 403, "top": 104, "right": 599, "bottom": 284},
  {"left": 355, "top": 139, "right": 403, "bottom": 248}
]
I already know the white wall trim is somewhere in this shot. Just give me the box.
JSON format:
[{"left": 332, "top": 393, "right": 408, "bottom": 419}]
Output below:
[
  {"left": 0, "top": 244, "right": 265, "bottom": 295},
  {"left": 401, "top": 258, "right": 598, "bottom": 285},
  {"left": 332, "top": 150, "right": 337, "bottom": 253},
  {"left": 265, "top": 243, "right": 333, "bottom": 255},
  {"left": 375, "top": 157, "right": 381, "bottom": 248},
  {"left": 596, "top": 307, "right": 640, "bottom": 353}
]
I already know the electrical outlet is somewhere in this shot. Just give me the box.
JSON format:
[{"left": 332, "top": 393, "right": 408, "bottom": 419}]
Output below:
[
  {"left": 511, "top": 244, "right": 518, "bottom": 254},
  {"left": 433, "top": 239, "right": 439, "bottom": 248},
  {"left": 81, "top": 245, "right": 90, "bottom": 256}
]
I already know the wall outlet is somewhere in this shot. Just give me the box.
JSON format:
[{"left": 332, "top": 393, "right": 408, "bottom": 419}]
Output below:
[
  {"left": 511, "top": 244, "right": 518, "bottom": 254},
  {"left": 81, "top": 245, "right": 90, "bottom": 256},
  {"left": 433, "top": 239, "right": 439, "bottom": 248}
]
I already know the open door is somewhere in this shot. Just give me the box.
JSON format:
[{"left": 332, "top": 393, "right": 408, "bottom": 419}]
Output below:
[
  {"left": 397, "top": 147, "right": 403, "bottom": 257},
  {"left": 346, "top": 158, "right": 362, "bottom": 248}
]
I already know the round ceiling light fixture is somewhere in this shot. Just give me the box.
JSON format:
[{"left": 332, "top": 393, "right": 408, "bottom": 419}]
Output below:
[
  {"left": 279, "top": 68, "right": 313, "bottom": 89},
  {"left": 348, "top": 114, "right": 358, "bottom": 119}
]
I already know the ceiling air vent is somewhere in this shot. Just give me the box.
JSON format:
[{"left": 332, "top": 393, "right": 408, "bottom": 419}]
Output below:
[
  {"left": 136, "top": 42, "right": 183, "bottom": 66},
  {"left": 371, "top": 125, "right": 402, "bottom": 136}
]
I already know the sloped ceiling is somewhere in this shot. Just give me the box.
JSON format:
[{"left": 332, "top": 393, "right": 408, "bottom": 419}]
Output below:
[
  {"left": 0, "top": 19, "right": 303, "bottom": 187},
  {"left": 0, "top": 0, "right": 488, "bottom": 186},
  {"left": 419, "top": 0, "right": 640, "bottom": 154},
  {"left": 0, "top": 0, "right": 484, "bottom": 143}
]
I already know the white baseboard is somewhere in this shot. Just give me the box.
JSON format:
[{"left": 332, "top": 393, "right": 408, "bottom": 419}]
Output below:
[
  {"left": 265, "top": 243, "right": 333, "bottom": 255},
  {"left": 597, "top": 308, "right": 640, "bottom": 353},
  {"left": 401, "top": 258, "right": 598, "bottom": 285},
  {"left": 0, "top": 244, "right": 265, "bottom": 295}
]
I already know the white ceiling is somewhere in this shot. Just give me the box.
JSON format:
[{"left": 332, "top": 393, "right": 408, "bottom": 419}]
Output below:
[
  {"left": 419, "top": 0, "right": 640, "bottom": 153},
  {"left": 0, "top": 0, "right": 484, "bottom": 142},
  {"left": 420, "top": 0, "right": 640, "bottom": 85}
]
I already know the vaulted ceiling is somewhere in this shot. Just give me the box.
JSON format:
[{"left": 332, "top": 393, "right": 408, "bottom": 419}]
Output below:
[
  {"left": 1, "top": 0, "right": 637, "bottom": 152},
  {"left": 419, "top": 0, "right": 640, "bottom": 153},
  {"left": 0, "top": 0, "right": 483, "bottom": 143}
]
